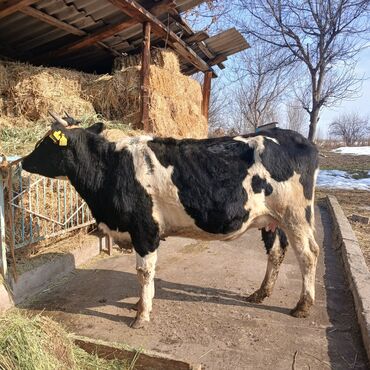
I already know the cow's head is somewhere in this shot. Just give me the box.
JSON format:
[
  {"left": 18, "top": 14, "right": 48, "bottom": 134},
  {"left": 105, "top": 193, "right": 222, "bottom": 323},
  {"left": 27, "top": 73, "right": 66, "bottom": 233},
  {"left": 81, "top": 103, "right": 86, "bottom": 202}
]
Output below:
[{"left": 22, "top": 112, "right": 104, "bottom": 178}]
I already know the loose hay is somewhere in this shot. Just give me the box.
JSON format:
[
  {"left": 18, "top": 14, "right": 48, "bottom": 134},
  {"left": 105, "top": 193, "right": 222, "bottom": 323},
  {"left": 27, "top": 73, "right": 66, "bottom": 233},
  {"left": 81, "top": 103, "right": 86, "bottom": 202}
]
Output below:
[{"left": 0, "top": 310, "right": 131, "bottom": 370}]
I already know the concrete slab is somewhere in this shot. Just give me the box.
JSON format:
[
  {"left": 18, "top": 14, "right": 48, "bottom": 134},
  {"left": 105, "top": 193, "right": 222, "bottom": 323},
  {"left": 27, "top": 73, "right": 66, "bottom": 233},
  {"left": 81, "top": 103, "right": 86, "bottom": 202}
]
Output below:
[{"left": 24, "top": 205, "right": 369, "bottom": 369}]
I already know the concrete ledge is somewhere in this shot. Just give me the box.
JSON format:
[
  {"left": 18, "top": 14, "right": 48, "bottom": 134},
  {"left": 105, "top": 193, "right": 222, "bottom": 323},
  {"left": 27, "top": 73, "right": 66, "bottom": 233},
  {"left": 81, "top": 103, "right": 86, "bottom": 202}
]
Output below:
[
  {"left": 0, "top": 236, "right": 102, "bottom": 310},
  {"left": 74, "top": 335, "right": 201, "bottom": 370},
  {"left": 326, "top": 195, "right": 370, "bottom": 361}
]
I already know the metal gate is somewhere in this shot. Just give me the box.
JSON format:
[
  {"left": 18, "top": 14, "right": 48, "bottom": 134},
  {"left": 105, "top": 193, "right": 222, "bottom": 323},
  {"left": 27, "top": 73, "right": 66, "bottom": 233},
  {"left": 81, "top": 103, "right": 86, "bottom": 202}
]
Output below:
[{"left": 0, "top": 160, "right": 95, "bottom": 277}]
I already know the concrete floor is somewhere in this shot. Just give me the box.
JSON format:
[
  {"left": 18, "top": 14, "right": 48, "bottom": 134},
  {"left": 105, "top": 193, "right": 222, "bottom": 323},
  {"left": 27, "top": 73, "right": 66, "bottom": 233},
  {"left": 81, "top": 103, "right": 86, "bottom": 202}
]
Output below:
[{"left": 25, "top": 205, "right": 369, "bottom": 369}]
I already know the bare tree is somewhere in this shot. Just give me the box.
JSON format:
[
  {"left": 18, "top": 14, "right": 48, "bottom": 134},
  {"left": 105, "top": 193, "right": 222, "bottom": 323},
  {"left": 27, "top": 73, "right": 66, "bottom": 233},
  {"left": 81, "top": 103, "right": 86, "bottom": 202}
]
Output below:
[
  {"left": 329, "top": 112, "right": 370, "bottom": 145},
  {"left": 183, "top": 1, "right": 232, "bottom": 32},
  {"left": 286, "top": 99, "right": 307, "bottom": 134},
  {"left": 231, "top": 46, "right": 289, "bottom": 133},
  {"left": 237, "top": 0, "right": 370, "bottom": 141}
]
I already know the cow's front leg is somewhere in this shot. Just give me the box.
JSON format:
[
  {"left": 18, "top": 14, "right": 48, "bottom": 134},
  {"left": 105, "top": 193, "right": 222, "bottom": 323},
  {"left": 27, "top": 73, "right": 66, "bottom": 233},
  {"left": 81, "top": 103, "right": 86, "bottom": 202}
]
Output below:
[{"left": 131, "top": 250, "right": 157, "bottom": 329}]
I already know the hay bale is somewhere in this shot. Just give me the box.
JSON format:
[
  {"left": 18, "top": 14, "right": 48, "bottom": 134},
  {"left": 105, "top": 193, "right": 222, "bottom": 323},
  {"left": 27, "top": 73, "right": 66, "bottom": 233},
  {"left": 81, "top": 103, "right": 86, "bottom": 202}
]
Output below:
[
  {"left": 149, "top": 92, "right": 207, "bottom": 138},
  {"left": 83, "top": 68, "right": 141, "bottom": 123},
  {"left": 0, "top": 61, "right": 95, "bottom": 120},
  {"left": 113, "top": 48, "right": 180, "bottom": 72}
]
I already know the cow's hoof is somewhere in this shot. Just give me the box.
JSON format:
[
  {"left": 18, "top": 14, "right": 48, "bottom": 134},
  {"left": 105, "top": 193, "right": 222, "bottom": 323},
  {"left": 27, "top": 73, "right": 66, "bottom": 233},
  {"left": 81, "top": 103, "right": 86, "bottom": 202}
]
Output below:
[
  {"left": 245, "top": 290, "right": 267, "bottom": 304},
  {"left": 290, "top": 307, "right": 309, "bottom": 318},
  {"left": 130, "top": 317, "right": 148, "bottom": 329}
]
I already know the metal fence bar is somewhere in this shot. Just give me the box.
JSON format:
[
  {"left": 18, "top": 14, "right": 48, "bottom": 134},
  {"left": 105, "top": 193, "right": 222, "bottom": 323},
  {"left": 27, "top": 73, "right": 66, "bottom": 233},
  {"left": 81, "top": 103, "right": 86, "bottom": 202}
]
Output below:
[{"left": 0, "top": 174, "right": 7, "bottom": 278}]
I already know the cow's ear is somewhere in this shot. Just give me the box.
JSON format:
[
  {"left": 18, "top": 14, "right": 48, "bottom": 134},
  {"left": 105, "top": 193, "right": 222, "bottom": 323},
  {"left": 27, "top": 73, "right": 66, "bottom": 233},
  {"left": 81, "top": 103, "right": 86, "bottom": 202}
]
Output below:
[{"left": 86, "top": 122, "right": 104, "bottom": 135}]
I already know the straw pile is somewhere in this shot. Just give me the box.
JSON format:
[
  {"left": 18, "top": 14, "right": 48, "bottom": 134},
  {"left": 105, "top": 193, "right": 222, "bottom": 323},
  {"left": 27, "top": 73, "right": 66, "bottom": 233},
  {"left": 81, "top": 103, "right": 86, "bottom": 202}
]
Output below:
[
  {"left": 0, "top": 49, "right": 207, "bottom": 142},
  {"left": 0, "top": 310, "right": 131, "bottom": 370},
  {"left": 0, "top": 61, "right": 95, "bottom": 121},
  {"left": 90, "top": 48, "right": 207, "bottom": 138}
]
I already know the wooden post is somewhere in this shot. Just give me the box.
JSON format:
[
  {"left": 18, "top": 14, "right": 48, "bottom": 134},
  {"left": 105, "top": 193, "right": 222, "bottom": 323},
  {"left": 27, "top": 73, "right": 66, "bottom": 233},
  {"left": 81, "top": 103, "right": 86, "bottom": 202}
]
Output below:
[
  {"left": 140, "top": 22, "right": 151, "bottom": 131},
  {"left": 105, "top": 235, "right": 112, "bottom": 256},
  {"left": 202, "top": 71, "right": 212, "bottom": 120}
]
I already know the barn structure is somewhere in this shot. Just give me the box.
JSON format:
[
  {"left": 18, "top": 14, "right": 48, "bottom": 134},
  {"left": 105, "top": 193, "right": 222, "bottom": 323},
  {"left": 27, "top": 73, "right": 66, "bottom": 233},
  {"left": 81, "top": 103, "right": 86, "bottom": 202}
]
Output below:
[
  {"left": 0, "top": 0, "right": 248, "bottom": 281},
  {"left": 0, "top": 0, "right": 249, "bottom": 131}
]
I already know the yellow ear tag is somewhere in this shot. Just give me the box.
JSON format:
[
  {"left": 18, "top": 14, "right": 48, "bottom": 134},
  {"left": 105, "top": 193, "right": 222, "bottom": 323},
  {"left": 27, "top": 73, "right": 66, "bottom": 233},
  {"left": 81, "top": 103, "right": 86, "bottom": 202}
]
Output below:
[
  {"left": 49, "top": 131, "right": 67, "bottom": 146},
  {"left": 59, "top": 134, "right": 68, "bottom": 146}
]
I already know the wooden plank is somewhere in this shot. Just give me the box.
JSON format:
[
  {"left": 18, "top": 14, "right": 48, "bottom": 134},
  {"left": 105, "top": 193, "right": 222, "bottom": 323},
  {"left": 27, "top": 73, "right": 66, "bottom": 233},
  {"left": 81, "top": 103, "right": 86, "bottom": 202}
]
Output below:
[
  {"left": 50, "top": 19, "right": 137, "bottom": 58},
  {"left": 0, "top": 0, "right": 38, "bottom": 20},
  {"left": 201, "top": 71, "right": 212, "bottom": 119},
  {"left": 108, "top": 0, "right": 211, "bottom": 72},
  {"left": 185, "top": 31, "right": 209, "bottom": 44},
  {"left": 209, "top": 53, "right": 227, "bottom": 66},
  {"left": 140, "top": 21, "right": 151, "bottom": 131},
  {"left": 106, "top": 235, "right": 112, "bottom": 256}
]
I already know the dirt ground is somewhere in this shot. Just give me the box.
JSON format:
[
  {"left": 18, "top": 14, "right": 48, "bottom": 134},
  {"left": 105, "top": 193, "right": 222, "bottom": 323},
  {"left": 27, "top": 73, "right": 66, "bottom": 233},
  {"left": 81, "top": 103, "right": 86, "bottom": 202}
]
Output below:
[
  {"left": 319, "top": 149, "right": 370, "bottom": 171},
  {"left": 316, "top": 190, "right": 370, "bottom": 270},
  {"left": 23, "top": 205, "right": 368, "bottom": 369},
  {"left": 317, "top": 148, "right": 370, "bottom": 269}
]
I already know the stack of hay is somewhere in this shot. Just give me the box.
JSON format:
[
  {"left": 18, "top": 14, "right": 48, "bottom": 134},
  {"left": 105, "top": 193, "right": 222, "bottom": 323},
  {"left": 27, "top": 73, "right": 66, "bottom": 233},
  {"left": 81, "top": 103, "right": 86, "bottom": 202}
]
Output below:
[
  {"left": 86, "top": 48, "right": 208, "bottom": 138},
  {"left": 0, "top": 49, "right": 208, "bottom": 140}
]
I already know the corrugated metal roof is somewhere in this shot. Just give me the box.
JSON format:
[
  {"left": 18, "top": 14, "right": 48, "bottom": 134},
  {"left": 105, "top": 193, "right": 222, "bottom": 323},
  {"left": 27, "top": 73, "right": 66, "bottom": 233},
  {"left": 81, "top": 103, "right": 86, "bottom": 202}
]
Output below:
[{"left": 0, "top": 0, "right": 249, "bottom": 74}]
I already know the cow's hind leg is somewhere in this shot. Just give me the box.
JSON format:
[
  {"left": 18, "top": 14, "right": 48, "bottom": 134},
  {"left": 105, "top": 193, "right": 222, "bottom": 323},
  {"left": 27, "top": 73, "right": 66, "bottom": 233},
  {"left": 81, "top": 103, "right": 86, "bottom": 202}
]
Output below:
[
  {"left": 246, "top": 228, "right": 288, "bottom": 303},
  {"left": 286, "top": 226, "right": 319, "bottom": 318},
  {"left": 131, "top": 250, "right": 157, "bottom": 329}
]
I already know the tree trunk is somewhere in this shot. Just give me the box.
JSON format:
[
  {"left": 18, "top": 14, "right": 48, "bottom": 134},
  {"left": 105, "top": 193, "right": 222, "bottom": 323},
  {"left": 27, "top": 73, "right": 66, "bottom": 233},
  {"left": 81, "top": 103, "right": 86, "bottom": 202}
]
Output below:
[{"left": 308, "top": 108, "right": 319, "bottom": 142}]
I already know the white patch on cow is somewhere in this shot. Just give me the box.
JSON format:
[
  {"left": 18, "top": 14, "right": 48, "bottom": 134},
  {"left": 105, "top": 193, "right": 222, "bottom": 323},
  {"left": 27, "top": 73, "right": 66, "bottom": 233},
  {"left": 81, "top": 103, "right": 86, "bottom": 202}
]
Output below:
[
  {"left": 234, "top": 135, "right": 265, "bottom": 155},
  {"left": 127, "top": 143, "right": 200, "bottom": 237},
  {"left": 115, "top": 136, "right": 153, "bottom": 151},
  {"left": 264, "top": 136, "right": 279, "bottom": 145}
]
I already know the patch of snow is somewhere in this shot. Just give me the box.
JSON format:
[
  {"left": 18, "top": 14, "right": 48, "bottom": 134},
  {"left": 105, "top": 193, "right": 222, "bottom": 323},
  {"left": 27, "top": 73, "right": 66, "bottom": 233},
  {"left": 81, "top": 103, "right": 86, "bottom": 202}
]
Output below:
[
  {"left": 317, "top": 170, "right": 370, "bottom": 190},
  {"left": 332, "top": 146, "right": 370, "bottom": 156}
]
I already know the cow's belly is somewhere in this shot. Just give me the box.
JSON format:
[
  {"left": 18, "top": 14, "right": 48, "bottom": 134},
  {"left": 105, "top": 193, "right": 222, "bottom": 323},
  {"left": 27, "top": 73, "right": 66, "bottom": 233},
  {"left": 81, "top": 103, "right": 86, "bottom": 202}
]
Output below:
[{"left": 153, "top": 198, "right": 276, "bottom": 241}]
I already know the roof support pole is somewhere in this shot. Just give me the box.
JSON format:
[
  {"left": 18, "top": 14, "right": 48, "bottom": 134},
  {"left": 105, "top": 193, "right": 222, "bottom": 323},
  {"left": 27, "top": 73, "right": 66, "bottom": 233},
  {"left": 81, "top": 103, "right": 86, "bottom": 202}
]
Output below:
[
  {"left": 202, "top": 71, "right": 212, "bottom": 120},
  {"left": 140, "top": 21, "right": 151, "bottom": 132}
]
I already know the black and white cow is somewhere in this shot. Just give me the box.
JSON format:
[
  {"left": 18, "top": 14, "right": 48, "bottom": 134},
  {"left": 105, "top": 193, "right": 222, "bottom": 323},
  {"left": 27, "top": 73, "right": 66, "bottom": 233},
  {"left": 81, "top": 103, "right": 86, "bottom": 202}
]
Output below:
[{"left": 22, "top": 113, "right": 319, "bottom": 328}]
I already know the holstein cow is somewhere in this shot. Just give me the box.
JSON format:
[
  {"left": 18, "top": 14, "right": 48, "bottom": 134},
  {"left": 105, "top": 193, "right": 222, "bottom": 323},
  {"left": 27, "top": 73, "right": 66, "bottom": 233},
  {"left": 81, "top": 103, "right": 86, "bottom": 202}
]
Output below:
[{"left": 22, "top": 113, "right": 319, "bottom": 328}]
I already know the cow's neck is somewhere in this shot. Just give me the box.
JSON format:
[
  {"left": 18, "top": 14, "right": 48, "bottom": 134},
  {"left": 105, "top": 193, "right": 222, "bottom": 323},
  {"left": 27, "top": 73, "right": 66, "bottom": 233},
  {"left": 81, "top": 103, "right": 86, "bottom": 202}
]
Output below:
[{"left": 65, "top": 135, "right": 119, "bottom": 223}]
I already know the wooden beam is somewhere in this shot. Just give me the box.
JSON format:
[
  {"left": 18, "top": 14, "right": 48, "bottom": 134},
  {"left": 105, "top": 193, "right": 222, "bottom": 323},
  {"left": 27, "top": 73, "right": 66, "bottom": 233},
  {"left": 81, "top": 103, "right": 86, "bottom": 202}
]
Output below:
[
  {"left": 0, "top": 0, "right": 38, "bottom": 20},
  {"left": 108, "top": 0, "right": 211, "bottom": 72},
  {"left": 21, "top": 6, "right": 86, "bottom": 36},
  {"left": 209, "top": 53, "right": 227, "bottom": 66},
  {"left": 140, "top": 22, "right": 151, "bottom": 131},
  {"left": 185, "top": 31, "right": 209, "bottom": 44},
  {"left": 201, "top": 71, "right": 212, "bottom": 120},
  {"left": 21, "top": 7, "right": 121, "bottom": 57}
]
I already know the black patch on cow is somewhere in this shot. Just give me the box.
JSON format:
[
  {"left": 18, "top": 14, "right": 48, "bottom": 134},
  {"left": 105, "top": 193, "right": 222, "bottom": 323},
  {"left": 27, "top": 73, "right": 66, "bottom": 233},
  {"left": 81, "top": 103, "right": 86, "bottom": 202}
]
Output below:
[
  {"left": 143, "top": 151, "right": 154, "bottom": 174},
  {"left": 251, "top": 175, "right": 273, "bottom": 196},
  {"left": 246, "top": 129, "right": 319, "bottom": 200},
  {"left": 148, "top": 137, "right": 255, "bottom": 234},
  {"left": 261, "top": 228, "right": 289, "bottom": 254},
  {"left": 305, "top": 206, "right": 312, "bottom": 224}
]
